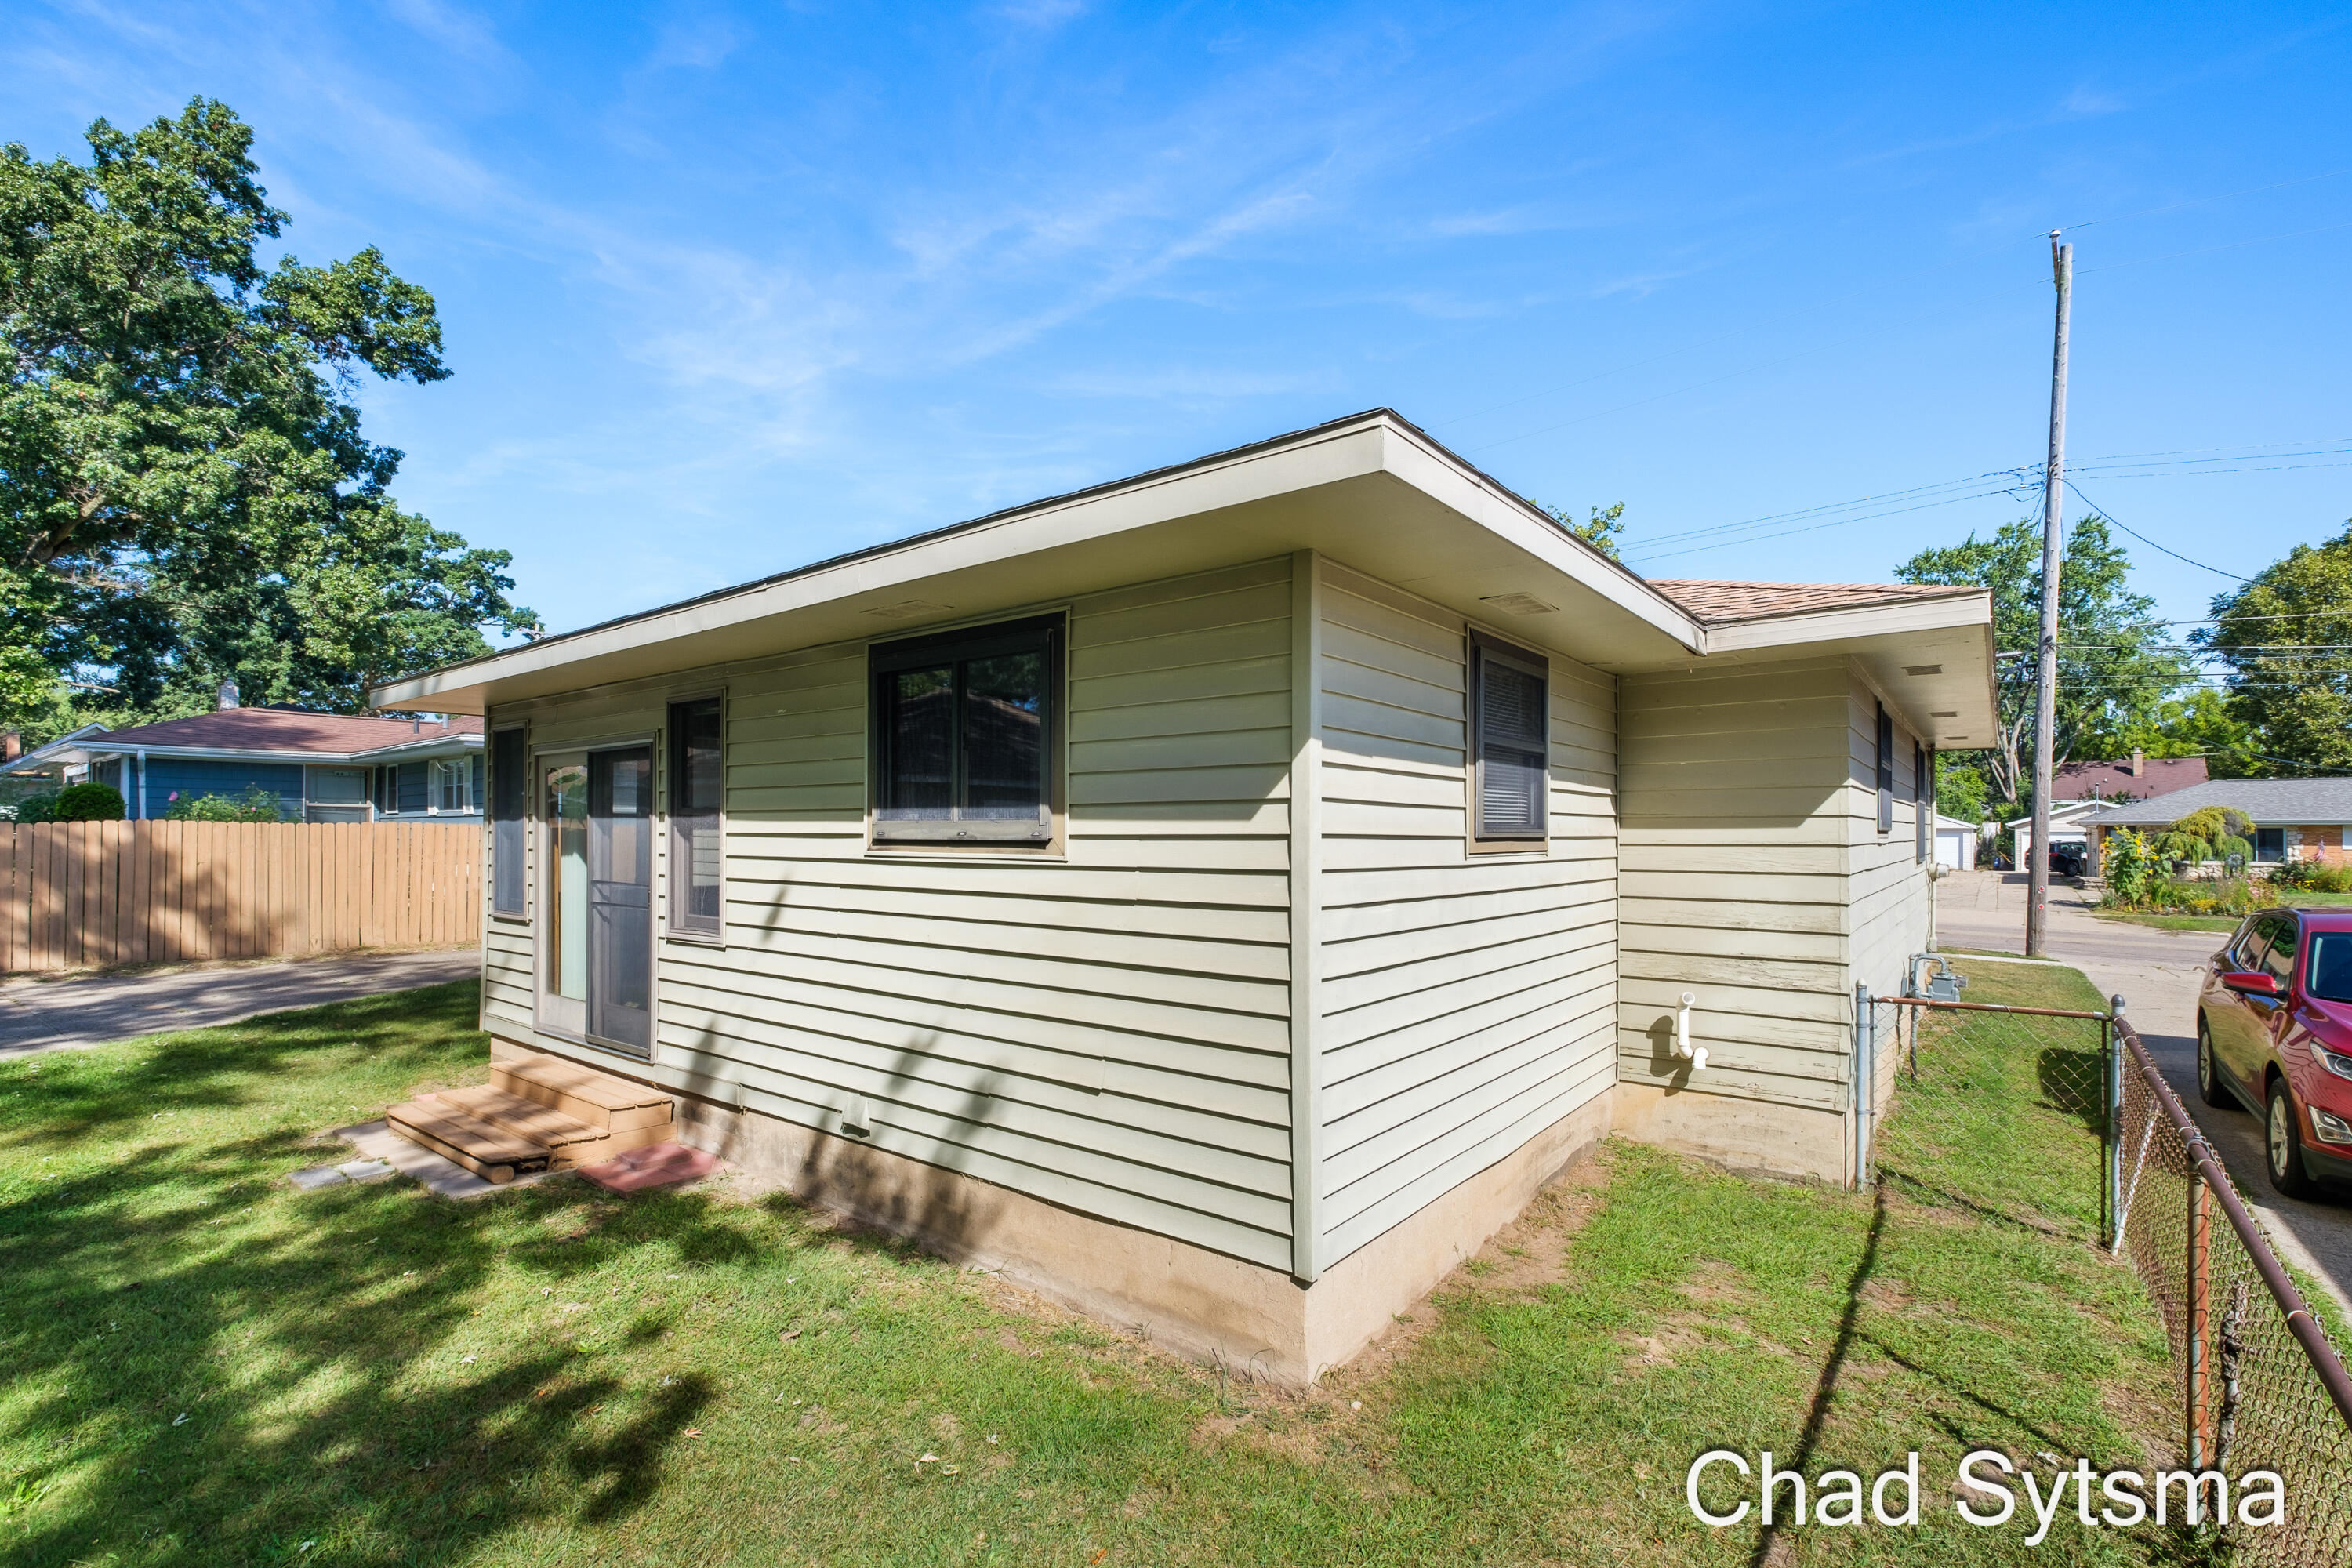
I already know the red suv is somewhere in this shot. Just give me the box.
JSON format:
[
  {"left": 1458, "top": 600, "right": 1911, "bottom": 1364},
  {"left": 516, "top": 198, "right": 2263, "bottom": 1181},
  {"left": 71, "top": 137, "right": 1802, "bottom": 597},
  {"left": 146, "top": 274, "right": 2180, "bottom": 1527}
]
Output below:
[{"left": 2196, "top": 907, "right": 2352, "bottom": 1198}]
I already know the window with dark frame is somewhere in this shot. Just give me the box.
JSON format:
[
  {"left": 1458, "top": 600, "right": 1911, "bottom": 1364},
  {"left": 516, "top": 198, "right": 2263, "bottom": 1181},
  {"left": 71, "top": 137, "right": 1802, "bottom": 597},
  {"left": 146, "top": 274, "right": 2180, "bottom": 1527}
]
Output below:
[
  {"left": 490, "top": 728, "right": 527, "bottom": 916},
  {"left": 869, "top": 615, "right": 1061, "bottom": 844},
  {"left": 1875, "top": 702, "right": 1894, "bottom": 835},
  {"left": 669, "top": 697, "right": 724, "bottom": 935},
  {"left": 1471, "top": 633, "right": 1548, "bottom": 843}
]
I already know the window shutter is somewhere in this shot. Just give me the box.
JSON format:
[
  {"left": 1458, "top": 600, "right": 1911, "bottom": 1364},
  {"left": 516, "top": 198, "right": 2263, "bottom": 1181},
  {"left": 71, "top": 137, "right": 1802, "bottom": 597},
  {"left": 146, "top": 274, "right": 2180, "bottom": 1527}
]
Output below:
[{"left": 1474, "top": 641, "right": 1548, "bottom": 839}]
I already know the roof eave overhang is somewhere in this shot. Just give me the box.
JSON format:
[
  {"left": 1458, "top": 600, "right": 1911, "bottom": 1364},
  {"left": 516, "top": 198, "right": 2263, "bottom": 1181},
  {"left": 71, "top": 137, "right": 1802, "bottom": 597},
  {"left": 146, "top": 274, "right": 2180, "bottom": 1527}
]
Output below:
[
  {"left": 368, "top": 412, "right": 1706, "bottom": 715},
  {"left": 1641, "top": 588, "right": 1998, "bottom": 750}
]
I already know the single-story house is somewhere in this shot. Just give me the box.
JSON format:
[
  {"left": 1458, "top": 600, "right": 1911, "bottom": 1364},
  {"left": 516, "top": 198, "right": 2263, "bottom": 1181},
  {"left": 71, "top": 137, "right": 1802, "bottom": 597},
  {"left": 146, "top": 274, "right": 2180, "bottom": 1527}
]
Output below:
[
  {"left": 370, "top": 409, "right": 1995, "bottom": 1381},
  {"left": 1933, "top": 812, "right": 1981, "bottom": 872},
  {"left": 2080, "top": 778, "right": 2352, "bottom": 869},
  {"left": 1, "top": 688, "right": 483, "bottom": 823}
]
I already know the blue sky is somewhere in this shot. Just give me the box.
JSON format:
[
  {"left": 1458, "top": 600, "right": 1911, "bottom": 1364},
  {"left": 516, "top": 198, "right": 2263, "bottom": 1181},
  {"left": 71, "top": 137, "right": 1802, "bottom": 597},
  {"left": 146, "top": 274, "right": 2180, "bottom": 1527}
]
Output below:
[{"left": 8, "top": 2, "right": 2349, "bottom": 655}]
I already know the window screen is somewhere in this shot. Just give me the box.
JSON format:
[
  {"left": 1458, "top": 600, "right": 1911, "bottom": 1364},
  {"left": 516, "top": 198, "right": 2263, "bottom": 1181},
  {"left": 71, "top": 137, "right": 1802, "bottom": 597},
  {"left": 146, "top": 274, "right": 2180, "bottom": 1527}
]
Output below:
[
  {"left": 491, "top": 728, "right": 527, "bottom": 916},
  {"left": 1472, "top": 635, "right": 1548, "bottom": 841},
  {"left": 669, "top": 697, "right": 724, "bottom": 935},
  {"left": 871, "top": 615, "right": 1060, "bottom": 844}
]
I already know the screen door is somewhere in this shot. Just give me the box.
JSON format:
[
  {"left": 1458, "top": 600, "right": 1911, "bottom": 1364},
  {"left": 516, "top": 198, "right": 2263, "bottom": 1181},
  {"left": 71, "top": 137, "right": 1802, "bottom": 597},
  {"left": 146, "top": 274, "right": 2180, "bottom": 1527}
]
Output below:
[
  {"left": 586, "top": 746, "right": 654, "bottom": 1052},
  {"left": 536, "top": 746, "right": 653, "bottom": 1054}
]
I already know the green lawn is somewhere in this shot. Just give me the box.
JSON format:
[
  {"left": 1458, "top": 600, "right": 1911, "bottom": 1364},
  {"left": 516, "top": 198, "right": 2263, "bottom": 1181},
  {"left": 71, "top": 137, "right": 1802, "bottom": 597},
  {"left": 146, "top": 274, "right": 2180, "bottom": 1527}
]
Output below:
[
  {"left": 1, "top": 978, "right": 2188, "bottom": 1566},
  {"left": 2093, "top": 887, "right": 2352, "bottom": 932}
]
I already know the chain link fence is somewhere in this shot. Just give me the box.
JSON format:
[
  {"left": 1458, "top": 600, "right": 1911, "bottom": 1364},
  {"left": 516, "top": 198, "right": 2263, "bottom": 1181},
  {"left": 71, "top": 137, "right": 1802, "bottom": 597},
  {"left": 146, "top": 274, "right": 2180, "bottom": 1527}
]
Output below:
[{"left": 1865, "top": 969, "right": 2352, "bottom": 1564}]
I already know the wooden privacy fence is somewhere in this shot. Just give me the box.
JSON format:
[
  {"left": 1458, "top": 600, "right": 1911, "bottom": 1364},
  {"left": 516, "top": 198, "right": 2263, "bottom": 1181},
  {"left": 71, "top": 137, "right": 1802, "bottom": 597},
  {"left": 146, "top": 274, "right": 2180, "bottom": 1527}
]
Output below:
[{"left": 0, "top": 821, "right": 480, "bottom": 975}]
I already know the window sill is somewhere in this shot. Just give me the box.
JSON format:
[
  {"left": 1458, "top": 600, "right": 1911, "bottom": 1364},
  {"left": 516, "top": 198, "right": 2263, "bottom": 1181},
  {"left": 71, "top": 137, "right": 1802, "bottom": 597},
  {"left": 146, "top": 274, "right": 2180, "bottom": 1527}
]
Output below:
[
  {"left": 663, "top": 929, "right": 726, "bottom": 949},
  {"left": 864, "top": 844, "right": 1068, "bottom": 863},
  {"left": 488, "top": 910, "right": 530, "bottom": 925}
]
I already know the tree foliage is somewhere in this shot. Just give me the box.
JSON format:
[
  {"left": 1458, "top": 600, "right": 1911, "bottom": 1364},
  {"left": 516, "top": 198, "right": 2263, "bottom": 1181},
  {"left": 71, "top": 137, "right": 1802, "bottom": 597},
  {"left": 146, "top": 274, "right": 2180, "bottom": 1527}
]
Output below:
[
  {"left": 2197, "top": 521, "right": 2352, "bottom": 777},
  {"left": 1541, "top": 501, "right": 1627, "bottom": 560},
  {"left": 1, "top": 99, "right": 532, "bottom": 737},
  {"left": 2155, "top": 804, "right": 2256, "bottom": 869},
  {"left": 1896, "top": 514, "right": 2188, "bottom": 807}
]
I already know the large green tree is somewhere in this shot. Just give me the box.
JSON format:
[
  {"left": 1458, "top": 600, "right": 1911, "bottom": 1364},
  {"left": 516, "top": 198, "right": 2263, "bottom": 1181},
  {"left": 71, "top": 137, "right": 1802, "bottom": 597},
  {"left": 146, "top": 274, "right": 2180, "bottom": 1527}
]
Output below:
[
  {"left": 2, "top": 98, "right": 531, "bottom": 737},
  {"left": 1896, "top": 514, "right": 2189, "bottom": 808},
  {"left": 2198, "top": 522, "right": 2352, "bottom": 776}
]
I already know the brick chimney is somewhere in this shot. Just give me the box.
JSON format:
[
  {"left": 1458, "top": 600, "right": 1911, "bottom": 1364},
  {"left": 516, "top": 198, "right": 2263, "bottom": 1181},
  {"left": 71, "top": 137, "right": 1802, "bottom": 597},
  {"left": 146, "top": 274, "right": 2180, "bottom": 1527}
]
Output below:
[
  {"left": 2, "top": 731, "right": 18, "bottom": 764},
  {"left": 2129, "top": 748, "right": 2143, "bottom": 778},
  {"left": 216, "top": 677, "right": 240, "bottom": 711}
]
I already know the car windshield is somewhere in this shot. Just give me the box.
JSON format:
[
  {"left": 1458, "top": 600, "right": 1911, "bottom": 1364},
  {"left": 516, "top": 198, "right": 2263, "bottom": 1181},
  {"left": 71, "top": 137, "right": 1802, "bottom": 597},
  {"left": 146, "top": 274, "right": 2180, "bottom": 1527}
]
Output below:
[{"left": 2310, "top": 931, "right": 2352, "bottom": 1003}]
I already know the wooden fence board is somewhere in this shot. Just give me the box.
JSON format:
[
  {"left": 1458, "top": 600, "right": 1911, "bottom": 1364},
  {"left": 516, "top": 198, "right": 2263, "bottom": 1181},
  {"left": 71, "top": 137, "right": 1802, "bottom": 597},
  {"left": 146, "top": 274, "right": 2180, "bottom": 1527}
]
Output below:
[{"left": 0, "top": 822, "right": 479, "bottom": 975}]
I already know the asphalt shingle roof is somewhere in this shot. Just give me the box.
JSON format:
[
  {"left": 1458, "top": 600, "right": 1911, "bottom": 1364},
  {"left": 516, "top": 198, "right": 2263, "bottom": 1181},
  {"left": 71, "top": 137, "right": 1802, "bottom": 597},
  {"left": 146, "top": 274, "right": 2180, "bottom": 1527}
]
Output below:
[
  {"left": 2081, "top": 777, "right": 2352, "bottom": 827},
  {"left": 1647, "top": 579, "right": 1982, "bottom": 625},
  {"left": 90, "top": 709, "right": 483, "bottom": 753}
]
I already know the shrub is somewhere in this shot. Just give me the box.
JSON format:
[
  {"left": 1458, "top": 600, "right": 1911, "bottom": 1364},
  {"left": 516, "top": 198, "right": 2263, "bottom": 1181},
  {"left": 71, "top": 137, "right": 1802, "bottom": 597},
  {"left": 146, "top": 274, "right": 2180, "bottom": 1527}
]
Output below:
[
  {"left": 2154, "top": 805, "right": 2256, "bottom": 873},
  {"left": 51, "top": 782, "right": 125, "bottom": 822},
  {"left": 2274, "top": 858, "right": 2352, "bottom": 895},
  {"left": 5, "top": 791, "right": 60, "bottom": 824},
  {"left": 163, "top": 786, "right": 285, "bottom": 823},
  {"left": 2101, "top": 829, "right": 2160, "bottom": 903}
]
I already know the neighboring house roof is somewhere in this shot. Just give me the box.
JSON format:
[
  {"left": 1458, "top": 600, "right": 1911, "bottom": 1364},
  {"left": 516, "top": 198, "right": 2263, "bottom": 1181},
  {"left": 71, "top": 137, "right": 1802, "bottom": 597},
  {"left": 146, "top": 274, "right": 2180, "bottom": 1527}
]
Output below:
[
  {"left": 1647, "top": 580, "right": 1982, "bottom": 625},
  {"left": 371, "top": 408, "right": 2000, "bottom": 751},
  {"left": 2051, "top": 755, "right": 2208, "bottom": 801},
  {"left": 2003, "top": 798, "right": 2113, "bottom": 829},
  {"left": 1934, "top": 813, "right": 1981, "bottom": 832},
  {"left": 0, "top": 708, "right": 481, "bottom": 776},
  {"left": 92, "top": 709, "right": 481, "bottom": 753},
  {"left": 2078, "top": 778, "right": 2352, "bottom": 828}
]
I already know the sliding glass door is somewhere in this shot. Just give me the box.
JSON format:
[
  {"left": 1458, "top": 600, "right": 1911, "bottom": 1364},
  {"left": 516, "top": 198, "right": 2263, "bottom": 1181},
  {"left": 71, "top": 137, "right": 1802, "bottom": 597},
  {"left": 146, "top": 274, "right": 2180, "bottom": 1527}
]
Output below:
[{"left": 537, "top": 745, "right": 654, "bottom": 1054}]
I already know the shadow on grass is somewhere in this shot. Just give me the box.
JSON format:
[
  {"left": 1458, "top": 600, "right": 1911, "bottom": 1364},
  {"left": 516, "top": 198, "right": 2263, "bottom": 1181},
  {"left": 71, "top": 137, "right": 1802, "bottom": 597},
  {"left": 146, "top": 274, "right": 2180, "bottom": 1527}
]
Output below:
[{"left": 0, "top": 982, "right": 753, "bottom": 1566}]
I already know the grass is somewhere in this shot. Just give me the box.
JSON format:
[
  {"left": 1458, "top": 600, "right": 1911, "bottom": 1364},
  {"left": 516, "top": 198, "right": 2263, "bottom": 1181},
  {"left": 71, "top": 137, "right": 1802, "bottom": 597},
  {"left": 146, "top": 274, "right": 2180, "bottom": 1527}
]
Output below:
[
  {"left": 2092, "top": 886, "right": 2352, "bottom": 932},
  {"left": 0, "top": 978, "right": 2194, "bottom": 1566}
]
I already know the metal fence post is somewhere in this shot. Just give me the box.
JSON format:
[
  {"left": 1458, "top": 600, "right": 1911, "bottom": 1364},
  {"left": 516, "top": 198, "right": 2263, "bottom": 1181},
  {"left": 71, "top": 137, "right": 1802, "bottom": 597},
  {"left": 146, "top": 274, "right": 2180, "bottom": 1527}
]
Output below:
[
  {"left": 1853, "top": 984, "right": 1874, "bottom": 1191},
  {"left": 2103, "top": 995, "right": 2125, "bottom": 1249},
  {"left": 2187, "top": 1161, "right": 2211, "bottom": 1468}
]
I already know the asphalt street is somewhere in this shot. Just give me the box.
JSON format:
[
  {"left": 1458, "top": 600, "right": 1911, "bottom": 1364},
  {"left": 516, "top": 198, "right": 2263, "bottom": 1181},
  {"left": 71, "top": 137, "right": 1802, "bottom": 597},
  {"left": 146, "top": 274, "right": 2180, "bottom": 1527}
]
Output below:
[{"left": 1936, "top": 871, "right": 2352, "bottom": 1318}]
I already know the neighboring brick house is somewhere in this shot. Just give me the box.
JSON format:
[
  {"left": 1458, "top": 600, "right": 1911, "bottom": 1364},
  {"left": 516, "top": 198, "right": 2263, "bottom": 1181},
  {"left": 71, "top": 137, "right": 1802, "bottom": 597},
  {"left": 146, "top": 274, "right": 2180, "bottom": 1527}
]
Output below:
[
  {"left": 2081, "top": 778, "right": 2352, "bottom": 870},
  {"left": 0, "top": 689, "right": 482, "bottom": 822}
]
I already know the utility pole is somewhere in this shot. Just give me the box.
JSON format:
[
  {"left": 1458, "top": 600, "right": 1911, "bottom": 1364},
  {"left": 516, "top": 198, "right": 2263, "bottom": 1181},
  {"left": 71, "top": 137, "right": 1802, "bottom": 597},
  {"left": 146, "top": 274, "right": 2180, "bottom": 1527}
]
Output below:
[{"left": 2026, "top": 234, "right": 2071, "bottom": 959}]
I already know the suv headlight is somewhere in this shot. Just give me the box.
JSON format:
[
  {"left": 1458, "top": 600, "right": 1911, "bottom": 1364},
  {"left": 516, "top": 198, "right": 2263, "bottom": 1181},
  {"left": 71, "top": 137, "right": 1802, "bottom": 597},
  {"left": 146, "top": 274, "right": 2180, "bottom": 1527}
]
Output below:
[
  {"left": 2313, "top": 1106, "right": 2352, "bottom": 1147},
  {"left": 2314, "top": 1040, "right": 2352, "bottom": 1082}
]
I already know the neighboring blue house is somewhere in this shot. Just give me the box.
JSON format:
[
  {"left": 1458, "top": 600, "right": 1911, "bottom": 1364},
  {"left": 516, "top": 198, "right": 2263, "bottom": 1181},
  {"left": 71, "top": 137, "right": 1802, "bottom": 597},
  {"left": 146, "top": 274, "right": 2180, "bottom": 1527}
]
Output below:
[{"left": 2, "top": 687, "right": 483, "bottom": 822}]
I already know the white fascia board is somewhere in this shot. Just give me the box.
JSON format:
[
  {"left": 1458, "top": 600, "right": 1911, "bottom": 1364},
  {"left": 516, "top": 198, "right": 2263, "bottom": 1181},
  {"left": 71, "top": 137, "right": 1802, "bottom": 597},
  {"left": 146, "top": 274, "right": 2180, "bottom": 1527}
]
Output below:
[
  {"left": 1690, "top": 590, "right": 1992, "bottom": 655},
  {"left": 83, "top": 744, "right": 372, "bottom": 766},
  {"left": 369, "top": 413, "right": 1706, "bottom": 712},
  {"left": 1374, "top": 426, "right": 1702, "bottom": 649},
  {"left": 370, "top": 422, "right": 1388, "bottom": 710},
  {"left": 349, "top": 735, "right": 483, "bottom": 762}
]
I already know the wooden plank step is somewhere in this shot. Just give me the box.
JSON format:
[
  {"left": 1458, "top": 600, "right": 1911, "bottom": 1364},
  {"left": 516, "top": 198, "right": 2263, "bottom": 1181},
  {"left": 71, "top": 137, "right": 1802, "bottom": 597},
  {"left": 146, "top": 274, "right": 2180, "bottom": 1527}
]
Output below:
[
  {"left": 434, "top": 1084, "right": 672, "bottom": 1170},
  {"left": 490, "top": 1054, "right": 674, "bottom": 1133},
  {"left": 434, "top": 1085, "right": 601, "bottom": 1149},
  {"left": 386, "top": 1097, "right": 547, "bottom": 1184}
]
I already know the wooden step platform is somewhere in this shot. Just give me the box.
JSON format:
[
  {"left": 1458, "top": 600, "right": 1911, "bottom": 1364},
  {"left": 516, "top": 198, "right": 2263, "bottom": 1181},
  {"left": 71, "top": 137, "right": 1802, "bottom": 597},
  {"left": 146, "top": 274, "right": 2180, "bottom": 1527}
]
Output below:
[{"left": 387, "top": 1054, "right": 676, "bottom": 1183}]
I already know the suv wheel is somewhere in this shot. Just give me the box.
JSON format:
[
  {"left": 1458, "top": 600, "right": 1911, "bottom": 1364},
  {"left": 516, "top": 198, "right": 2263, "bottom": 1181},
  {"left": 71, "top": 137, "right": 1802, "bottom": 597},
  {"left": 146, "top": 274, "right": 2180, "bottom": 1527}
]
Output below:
[
  {"left": 2267, "top": 1079, "right": 2320, "bottom": 1200},
  {"left": 2197, "top": 1018, "right": 2232, "bottom": 1109}
]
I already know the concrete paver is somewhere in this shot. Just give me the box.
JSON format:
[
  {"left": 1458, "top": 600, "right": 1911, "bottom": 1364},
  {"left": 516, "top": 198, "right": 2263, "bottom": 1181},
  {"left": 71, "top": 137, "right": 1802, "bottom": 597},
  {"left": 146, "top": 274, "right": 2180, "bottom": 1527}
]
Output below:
[
  {"left": 0, "top": 949, "right": 478, "bottom": 1055},
  {"left": 1935, "top": 870, "right": 2352, "bottom": 1318}
]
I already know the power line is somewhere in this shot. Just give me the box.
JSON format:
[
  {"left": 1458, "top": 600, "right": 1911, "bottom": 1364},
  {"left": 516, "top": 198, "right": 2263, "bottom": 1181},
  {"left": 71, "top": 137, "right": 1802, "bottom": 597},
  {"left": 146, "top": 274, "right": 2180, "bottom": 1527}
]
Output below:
[
  {"left": 2061, "top": 479, "right": 2248, "bottom": 583},
  {"left": 2056, "top": 165, "right": 2352, "bottom": 234},
  {"left": 1624, "top": 486, "right": 2019, "bottom": 564},
  {"left": 1622, "top": 470, "right": 2011, "bottom": 550},
  {"left": 2078, "top": 219, "right": 2352, "bottom": 274}
]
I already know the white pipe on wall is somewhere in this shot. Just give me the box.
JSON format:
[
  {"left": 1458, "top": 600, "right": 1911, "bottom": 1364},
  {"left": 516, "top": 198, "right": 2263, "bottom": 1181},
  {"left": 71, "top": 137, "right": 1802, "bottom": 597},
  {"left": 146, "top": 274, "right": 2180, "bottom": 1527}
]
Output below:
[{"left": 1673, "top": 990, "right": 1708, "bottom": 1071}]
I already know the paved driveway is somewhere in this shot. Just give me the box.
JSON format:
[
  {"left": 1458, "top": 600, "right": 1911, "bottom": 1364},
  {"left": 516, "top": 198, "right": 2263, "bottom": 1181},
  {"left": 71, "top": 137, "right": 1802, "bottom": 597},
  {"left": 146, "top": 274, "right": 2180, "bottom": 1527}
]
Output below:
[
  {"left": 1936, "top": 871, "right": 2352, "bottom": 1317},
  {"left": 0, "top": 949, "right": 479, "bottom": 1056}
]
